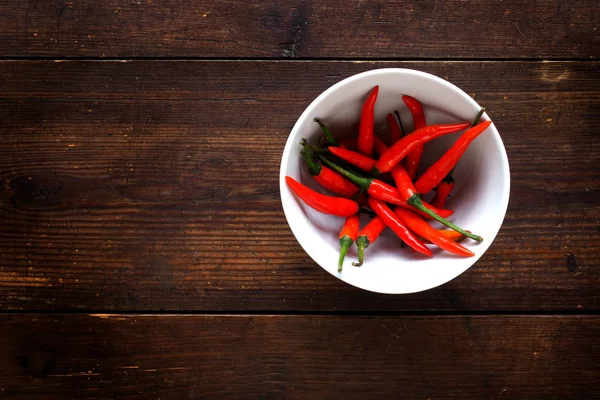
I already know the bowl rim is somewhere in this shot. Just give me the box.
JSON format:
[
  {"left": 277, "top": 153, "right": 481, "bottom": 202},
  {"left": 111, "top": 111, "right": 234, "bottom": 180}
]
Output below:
[{"left": 279, "top": 67, "right": 511, "bottom": 294}]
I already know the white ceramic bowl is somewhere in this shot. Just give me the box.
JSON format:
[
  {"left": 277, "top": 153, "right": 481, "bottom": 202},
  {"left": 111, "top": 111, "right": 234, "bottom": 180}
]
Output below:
[{"left": 279, "top": 68, "right": 510, "bottom": 294}]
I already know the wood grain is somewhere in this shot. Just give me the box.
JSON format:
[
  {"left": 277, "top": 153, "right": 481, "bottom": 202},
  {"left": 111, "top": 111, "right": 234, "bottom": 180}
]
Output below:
[
  {"left": 1, "top": 60, "right": 599, "bottom": 311},
  {"left": 0, "top": 314, "right": 598, "bottom": 399},
  {"left": 0, "top": 0, "right": 597, "bottom": 59}
]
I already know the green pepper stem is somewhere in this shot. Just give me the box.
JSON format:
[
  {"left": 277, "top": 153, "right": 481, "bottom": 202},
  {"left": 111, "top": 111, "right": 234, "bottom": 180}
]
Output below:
[
  {"left": 307, "top": 142, "right": 327, "bottom": 153},
  {"left": 317, "top": 154, "right": 372, "bottom": 190},
  {"left": 352, "top": 236, "right": 369, "bottom": 267},
  {"left": 407, "top": 194, "right": 483, "bottom": 242},
  {"left": 313, "top": 118, "right": 339, "bottom": 146},
  {"left": 300, "top": 138, "right": 322, "bottom": 176},
  {"left": 338, "top": 236, "right": 353, "bottom": 271},
  {"left": 471, "top": 108, "right": 485, "bottom": 127}
]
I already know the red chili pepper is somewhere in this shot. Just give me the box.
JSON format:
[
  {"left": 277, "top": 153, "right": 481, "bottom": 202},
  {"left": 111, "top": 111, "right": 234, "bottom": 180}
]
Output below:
[
  {"left": 429, "top": 108, "right": 487, "bottom": 207},
  {"left": 389, "top": 164, "right": 418, "bottom": 200},
  {"left": 387, "top": 113, "right": 403, "bottom": 145},
  {"left": 368, "top": 197, "right": 432, "bottom": 257},
  {"left": 403, "top": 96, "right": 426, "bottom": 128},
  {"left": 328, "top": 146, "right": 407, "bottom": 191},
  {"left": 393, "top": 208, "right": 474, "bottom": 257},
  {"left": 327, "top": 146, "right": 402, "bottom": 188},
  {"left": 328, "top": 146, "right": 376, "bottom": 172},
  {"left": 437, "top": 229, "right": 466, "bottom": 242},
  {"left": 373, "top": 136, "right": 389, "bottom": 157},
  {"left": 375, "top": 123, "right": 470, "bottom": 174},
  {"left": 301, "top": 140, "right": 360, "bottom": 198},
  {"left": 319, "top": 155, "right": 456, "bottom": 221},
  {"left": 338, "top": 213, "right": 360, "bottom": 271},
  {"left": 338, "top": 137, "right": 384, "bottom": 153},
  {"left": 327, "top": 147, "right": 451, "bottom": 216},
  {"left": 430, "top": 178, "right": 455, "bottom": 209},
  {"left": 421, "top": 201, "right": 453, "bottom": 218},
  {"left": 352, "top": 216, "right": 387, "bottom": 267},
  {"left": 407, "top": 229, "right": 468, "bottom": 245},
  {"left": 415, "top": 121, "right": 493, "bottom": 194},
  {"left": 357, "top": 86, "right": 379, "bottom": 157},
  {"left": 402, "top": 95, "right": 427, "bottom": 179},
  {"left": 386, "top": 163, "right": 482, "bottom": 242},
  {"left": 385, "top": 164, "right": 453, "bottom": 218},
  {"left": 285, "top": 176, "right": 359, "bottom": 217}
]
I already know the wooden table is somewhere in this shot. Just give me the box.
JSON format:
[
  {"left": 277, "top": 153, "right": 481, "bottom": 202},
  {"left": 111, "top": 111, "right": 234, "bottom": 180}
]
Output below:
[{"left": 1, "top": 1, "right": 598, "bottom": 398}]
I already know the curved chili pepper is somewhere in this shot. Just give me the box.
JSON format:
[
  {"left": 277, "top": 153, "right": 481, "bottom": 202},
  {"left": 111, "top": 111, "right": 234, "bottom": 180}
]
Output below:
[
  {"left": 368, "top": 197, "right": 432, "bottom": 257},
  {"left": 285, "top": 176, "right": 359, "bottom": 217},
  {"left": 388, "top": 164, "right": 447, "bottom": 218},
  {"left": 403, "top": 96, "right": 426, "bottom": 128},
  {"left": 338, "top": 213, "right": 360, "bottom": 271},
  {"left": 338, "top": 137, "right": 385, "bottom": 154},
  {"left": 402, "top": 95, "right": 427, "bottom": 179},
  {"left": 431, "top": 108, "right": 486, "bottom": 207},
  {"left": 437, "top": 229, "right": 466, "bottom": 242},
  {"left": 318, "top": 155, "right": 454, "bottom": 220},
  {"left": 375, "top": 123, "right": 470, "bottom": 174},
  {"left": 352, "top": 216, "right": 387, "bottom": 267},
  {"left": 328, "top": 146, "right": 376, "bottom": 172},
  {"left": 328, "top": 146, "right": 397, "bottom": 189},
  {"left": 393, "top": 208, "right": 474, "bottom": 257},
  {"left": 415, "top": 121, "right": 492, "bottom": 194},
  {"left": 387, "top": 113, "right": 402, "bottom": 145},
  {"left": 329, "top": 145, "right": 424, "bottom": 198},
  {"left": 300, "top": 140, "right": 359, "bottom": 198},
  {"left": 357, "top": 86, "right": 379, "bottom": 157},
  {"left": 373, "top": 136, "right": 389, "bottom": 157},
  {"left": 313, "top": 118, "right": 339, "bottom": 146},
  {"left": 389, "top": 164, "right": 482, "bottom": 242},
  {"left": 430, "top": 178, "right": 455, "bottom": 209},
  {"left": 419, "top": 229, "right": 468, "bottom": 244},
  {"left": 328, "top": 145, "right": 392, "bottom": 186}
]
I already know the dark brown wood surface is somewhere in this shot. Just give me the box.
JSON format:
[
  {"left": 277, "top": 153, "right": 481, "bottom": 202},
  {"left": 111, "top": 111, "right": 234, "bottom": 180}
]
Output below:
[
  {"left": 1, "top": 314, "right": 599, "bottom": 399},
  {"left": 0, "top": 0, "right": 597, "bottom": 58},
  {"left": 1, "top": 60, "right": 599, "bottom": 312},
  {"left": 1, "top": 0, "right": 599, "bottom": 398}
]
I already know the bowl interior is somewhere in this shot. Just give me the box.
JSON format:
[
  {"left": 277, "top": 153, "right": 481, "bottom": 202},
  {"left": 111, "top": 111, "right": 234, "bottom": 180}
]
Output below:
[{"left": 280, "top": 69, "right": 510, "bottom": 294}]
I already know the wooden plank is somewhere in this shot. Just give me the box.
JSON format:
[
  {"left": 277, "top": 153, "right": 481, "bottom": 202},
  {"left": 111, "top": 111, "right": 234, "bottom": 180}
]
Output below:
[
  {"left": 0, "top": 60, "right": 599, "bottom": 311},
  {"left": 0, "top": 0, "right": 597, "bottom": 58},
  {"left": 0, "top": 314, "right": 598, "bottom": 399}
]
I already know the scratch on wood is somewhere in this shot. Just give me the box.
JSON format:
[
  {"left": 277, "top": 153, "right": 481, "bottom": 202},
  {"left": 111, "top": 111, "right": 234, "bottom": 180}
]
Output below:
[
  {"left": 24, "top": 0, "right": 33, "bottom": 36},
  {"left": 282, "top": 7, "right": 308, "bottom": 58},
  {"left": 56, "top": 7, "right": 66, "bottom": 44},
  {"left": 48, "top": 372, "right": 101, "bottom": 377},
  {"left": 243, "top": 245, "right": 271, "bottom": 264},
  {"left": 242, "top": 316, "right": 254, "bottom": 333},
  {"left": 539, "top": 64, "right": 571, "bottom": 83},
  {"left": 90, "top": 314, "right": 127, "bottom": 320}
]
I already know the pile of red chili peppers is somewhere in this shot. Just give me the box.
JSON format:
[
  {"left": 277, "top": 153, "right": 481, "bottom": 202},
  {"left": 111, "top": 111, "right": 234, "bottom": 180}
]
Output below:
[{"left": 286, "top": 87, "right": 493, "bottom": 271}]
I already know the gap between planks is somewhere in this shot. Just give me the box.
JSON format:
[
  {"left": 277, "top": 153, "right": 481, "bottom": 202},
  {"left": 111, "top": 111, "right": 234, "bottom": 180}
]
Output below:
[
  {"left": 0, "top": 57, "right": 596, "bottom": 62},
  {"left": 0, "top": 310, "right": 598, "bottom": 317}
]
